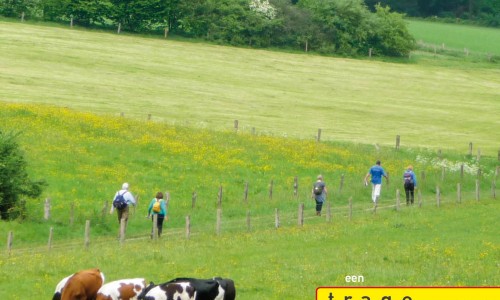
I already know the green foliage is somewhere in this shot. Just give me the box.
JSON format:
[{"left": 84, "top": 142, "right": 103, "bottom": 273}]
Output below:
[
  {"left": 0, "top": 0, "right": 417, "bottom": 57},
  {"left": 0, "top": 130, "right": 45, "bottom": 220},
  {"left": 370, "top": 4, "right": 416, "bottom": 56}
]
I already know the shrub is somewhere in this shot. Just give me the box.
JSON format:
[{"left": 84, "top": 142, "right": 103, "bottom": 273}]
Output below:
[{"left": 0, "top": 130, "right": 45, "bottom": 220}]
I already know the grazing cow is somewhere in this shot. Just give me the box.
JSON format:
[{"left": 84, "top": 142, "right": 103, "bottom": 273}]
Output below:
[
  {"left": 53, "top": 274, "right": 74, "bottom": 300},
  {"left": 138, "top": 277, "right": 235, "bottom": 300},
  {"left": 96, "top": 278, "right": 147, "bottom": 300},
  {"left": 61, "top": 268, "right": 105, "bottom": 300}
]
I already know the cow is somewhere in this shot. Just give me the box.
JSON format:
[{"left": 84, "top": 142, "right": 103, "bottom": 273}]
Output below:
[
  {"left": 53, "top": 274, "right": 74, "bottom": 300},
  {"left": 60, "top": 268, "right": 105, "bottom": 300},
  {"left": 96, "top": 278, "right": 147, "bottom": 300},
  {"left": 138, "top": 277, "right": 235, "bottom": 300}
]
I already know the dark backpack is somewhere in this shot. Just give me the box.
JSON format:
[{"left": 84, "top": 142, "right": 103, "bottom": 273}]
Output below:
[
  {"left": 313, "top": 182, "right": 324, "bottom": 195},
  {"left": 113, "top": 192, "right": 128, "bottom": 210},
  {"left": 404, "top": 171, "right": 413, "bottom": 184}
]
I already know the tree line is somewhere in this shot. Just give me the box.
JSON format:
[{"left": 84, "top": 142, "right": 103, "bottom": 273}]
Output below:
[
  {"left": 0, "top": 0, "right": 416, "bottom": 57},
  {"left": 364, "top": 0, "right": 500, "bottom": 27}
]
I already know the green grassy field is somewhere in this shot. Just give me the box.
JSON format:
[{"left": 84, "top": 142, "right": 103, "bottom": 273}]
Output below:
[
  {"left": 0, "top": 19, "right": 499, "bottom": 299},
  {"left": 0, "top": 103, "right": 498, "bottom": 299},
  {"left": 408, "top": 19, "right": 500, "bottom": 55},
  {"left": 1, "top": 20, "right": 499, "bottom": 156}
]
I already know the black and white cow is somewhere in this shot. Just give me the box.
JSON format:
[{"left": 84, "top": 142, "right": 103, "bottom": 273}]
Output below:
[{"left": 138, "top": 277, "right": 235, "bottom": 300}]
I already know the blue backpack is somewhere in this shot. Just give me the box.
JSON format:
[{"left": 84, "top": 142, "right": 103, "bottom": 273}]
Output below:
[
  {"left": 404, "top": 171, "right": 413, "bottom": 184},
  {"left": 113, "top": 192, "right": 128, "bottom": 210}
]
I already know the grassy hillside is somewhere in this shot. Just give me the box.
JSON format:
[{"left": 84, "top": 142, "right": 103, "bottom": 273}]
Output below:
[
  {"left": 1, "top": 20, "right": 499, "bottom": 156},
  {"left": 0, "top": 103, "right": 498, "bottom": 299}
]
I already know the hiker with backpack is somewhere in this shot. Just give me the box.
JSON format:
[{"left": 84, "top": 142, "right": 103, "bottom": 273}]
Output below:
[
  {"left": 147, "top": 191, "right": 167, "bottom": 238},
  {"left": 311, "top": 175, "right": 327, "bottom": 216},
  {"left": 403, "top": 165, "right": 417, "bottom": 205},
  {"left": 111, "top": 182, "right": 136, "bottom": 235}
]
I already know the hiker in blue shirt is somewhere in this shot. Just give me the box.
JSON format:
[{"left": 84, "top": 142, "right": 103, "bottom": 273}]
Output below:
[
  {"left": 403, "top": 165, "right": 418, "bottom": 205},
  {"left": 364, "top": 160, "right": 388, "bottom": 205},
  {"left": 147, "top": 191, "right": 168, "bottom": 238}
]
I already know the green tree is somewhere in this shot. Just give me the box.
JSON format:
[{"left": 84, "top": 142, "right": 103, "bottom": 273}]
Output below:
[
  {"left": 370, "top": 4, "right": 415, "bottom": 56},
  {"left": 0, "top": 131, "right": 45, "bottom": 220}
]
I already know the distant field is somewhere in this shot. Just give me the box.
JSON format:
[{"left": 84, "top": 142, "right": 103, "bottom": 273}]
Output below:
[
  {"left": 1, "top": 21, "right": 499, "bottom": 156},
  {"left": 407, "top": 19, "right": 500, "bottom": 54}
]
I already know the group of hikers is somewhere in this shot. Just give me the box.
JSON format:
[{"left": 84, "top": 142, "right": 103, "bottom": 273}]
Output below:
[
  {"left": 312, "top": 160, "right": 417, "bottom": 216},
  {"left": 109, "top": 183, "right": 167, "bottom": 239},
  {"left": 110, "top": 160, "right": 418, "bottom": 237}
]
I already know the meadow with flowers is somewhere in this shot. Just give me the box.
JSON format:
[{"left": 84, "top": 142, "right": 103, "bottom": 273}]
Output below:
[
  {"left": 0, "top": 102, "right": 498, "bottom": 299},
  {"left": 0, "top": 20, "right": 499, "bottom": 299}
]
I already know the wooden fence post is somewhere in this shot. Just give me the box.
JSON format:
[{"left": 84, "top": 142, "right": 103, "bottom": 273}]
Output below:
[
  {"left": 275, "top": 208, "right": 280, "bottom": 229},
  {"left": 48, "top": 227, "right": 53, "bottom": 251},
  {"left": 441, "top": 167, "right": 446, "bottom": 181},
  {"left": 117, "top": 23, "right": 121, "bottom": 34},
  {"left": 269, "top": 179, "right": 273, "bottom": 200},
  {"left": 44, "top": 198, "right": 51, "bottom": 220},
  {"left": 217, "top": 185, "right": 222, "bottom": 208},
  {"left": 457, "top": 183, "right": 462, "bottom": 203},
  {"left": 369, "top": 48, "right": 372, "bottom": 58},
  {"left": 293, "top": 176, "right": 298, "bottom": 198},
  {"left": 298, "top": 203, "right": 304, "bottom": 226},
  {"left": 460, "top": 164, "right": 464, "bottom": 180},
  {"left": 21, "top": 12, "right": 25, "bottom": 22},
  {"left": 191, "top": 191, "right": 197, "bottom": 208},
  {"left": 317, "top": 129, "right": 321, "bottom": 142},
  {"left": 395, "top": 135, "right": 400, "bottom": 150},
  {"left": 70, "top": 202, "right": 75, "bottom": 225},
  {"left": 234, "top": 120, "right": 239, "bottom": 132},
  {"left": 244, "top": 182, "right": 249, "bottom": 203},
  {"left": 70, "top": 16, "right": 73, "bottom": 28},
  {"left": 418, "top": 189, "right": 422, "bottom": 208},
  {"left": 469, "top": 142, "right": 473, "bottom": 156},
  {"left": 7, "top": 231, "right": 13, "bottom": 255},
  {"left": 216, "top": 208, "right": 222, "bottom": 236},
  {"left": 101, "top": 201, "right": 108, "bottom": 219},
  {"left": 164, "top": 27, "right": 169, "bottom": 39},
  {"left": 84, "top": 220, "right": 90, "bottom": 248},
  {"left": 185, "top": 215, "right": 191, "bottom": 239}
]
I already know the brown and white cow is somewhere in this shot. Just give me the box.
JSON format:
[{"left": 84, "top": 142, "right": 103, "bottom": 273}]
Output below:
[
  {"left": 138, "top": 277, "right": 235, "bottom": 300},
  {"left": 60, "top": 268, "right": 105, "bottom": 300},
  {"left": 96, "top": 278, "right": 147, "bottom": 300},
  {"left": 53, "top": 273, "right": 74, "bottom": 300}
]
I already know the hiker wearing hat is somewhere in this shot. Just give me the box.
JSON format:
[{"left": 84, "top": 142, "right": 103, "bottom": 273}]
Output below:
[
  {"left": 364, "top": 160, "right": 388, "bottom": 206},
  {"left": 111, "top": 182, "right": 136, "bottom": 235}
]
